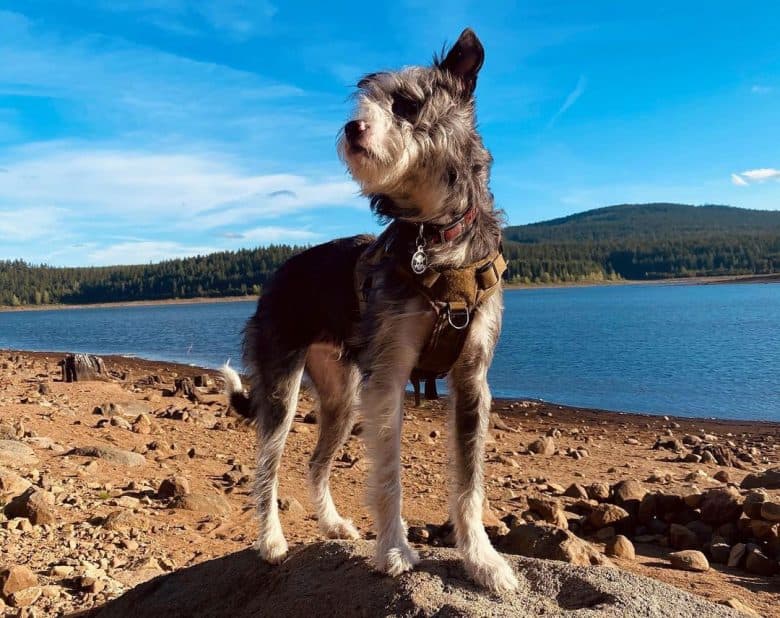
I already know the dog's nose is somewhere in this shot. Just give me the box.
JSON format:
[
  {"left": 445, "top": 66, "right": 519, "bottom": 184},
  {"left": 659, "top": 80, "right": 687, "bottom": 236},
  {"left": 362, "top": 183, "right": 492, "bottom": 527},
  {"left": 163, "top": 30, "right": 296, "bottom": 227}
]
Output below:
[{"left": 345, "top": 120, "right": 368, "bottom": 143}]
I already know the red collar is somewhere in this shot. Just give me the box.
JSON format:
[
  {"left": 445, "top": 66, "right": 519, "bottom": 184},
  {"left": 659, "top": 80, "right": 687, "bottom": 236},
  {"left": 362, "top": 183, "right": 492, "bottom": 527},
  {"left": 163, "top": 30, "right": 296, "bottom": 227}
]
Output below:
[{"left": 420, "top": 205, "right": 478, "bottom": 245}]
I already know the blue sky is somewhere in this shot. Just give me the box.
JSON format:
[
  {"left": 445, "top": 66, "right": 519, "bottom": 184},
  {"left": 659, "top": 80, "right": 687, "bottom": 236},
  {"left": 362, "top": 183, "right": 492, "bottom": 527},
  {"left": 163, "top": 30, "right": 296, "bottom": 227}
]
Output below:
[{"left": 0, "top": 1, "right": 778, "bottom": 266}]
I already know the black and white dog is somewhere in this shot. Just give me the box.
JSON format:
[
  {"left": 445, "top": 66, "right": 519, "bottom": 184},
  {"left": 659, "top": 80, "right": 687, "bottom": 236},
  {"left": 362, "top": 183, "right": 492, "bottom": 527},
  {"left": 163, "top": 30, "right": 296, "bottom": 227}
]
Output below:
[{"left": 223, "top": 28, "right": 517, "bottom": 592}]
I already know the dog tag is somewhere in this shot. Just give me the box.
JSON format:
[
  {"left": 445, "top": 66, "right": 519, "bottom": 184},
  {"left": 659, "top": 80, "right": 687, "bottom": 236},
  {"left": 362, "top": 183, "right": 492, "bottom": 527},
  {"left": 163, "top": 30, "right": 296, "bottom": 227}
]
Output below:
[{"left": 411, "top": 245, "right": 428, "bottom": 274}]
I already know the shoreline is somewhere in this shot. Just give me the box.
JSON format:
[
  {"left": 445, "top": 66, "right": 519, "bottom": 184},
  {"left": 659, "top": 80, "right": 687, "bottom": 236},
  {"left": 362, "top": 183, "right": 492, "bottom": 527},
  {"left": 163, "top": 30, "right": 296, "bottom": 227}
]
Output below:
[
  {"left": 1, "top": 272, "right": 778, "bottom": 313},
  {"left": 6, "top": 348, "right": 779, "bottom": 429}
]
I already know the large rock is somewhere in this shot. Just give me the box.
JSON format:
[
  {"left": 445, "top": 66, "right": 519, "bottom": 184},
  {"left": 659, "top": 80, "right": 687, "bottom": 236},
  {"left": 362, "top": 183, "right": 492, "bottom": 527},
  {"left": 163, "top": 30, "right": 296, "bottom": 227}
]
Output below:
[
  {"left": 501, "top": 523, "right": 610, "bottom": 567},
  {"left": 0, "top": 467, "right": 31, "bottom": 498},
  {"left": 669, "top": 550, "right": 710, "bottom": 572},
  {"left": 0, "top": 441, "right": 38, "bottom": 466},
  {"left": 171, "top": 493, "right": 231, "bottom": 517},
  {"left": 741, "top": 467, "right": 780, "bottom": 490},
  {"left": 700, "top": 487, "right": 742, "bottom": 526},
  {"left": 70, "top": 445, "right": 146, "bottom": 467},
  {"left": 0, "top": 565, "right": 37, "bottom": 598},
  {"left": 3, "top": 488, "right": 57, "bottom": 525},
  {"left": 93, "top": 541, "right": 738, "bottom": 618},
  {"left": 587, "top": 504, "right": 630, "bottom": 530}
]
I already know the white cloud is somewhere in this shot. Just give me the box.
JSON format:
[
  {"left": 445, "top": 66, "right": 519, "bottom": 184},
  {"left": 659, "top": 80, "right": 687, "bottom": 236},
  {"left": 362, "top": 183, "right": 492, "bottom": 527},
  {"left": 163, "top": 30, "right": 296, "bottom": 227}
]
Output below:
[
  {"left": 548, "top": 75, "right": 587, "bottom": 127},
  {"left": 0, "top": 145, "right": 360, "bottom": 227},
  {"left": 238, "top": 226, "right": 320, "bottom": 243},
  {"left": 0, "top": 207, "right": 64, "bottom": 241},
  {"left": 732, "top": 168, "right": 780, "bottom": 185},
  {"left": 86, "top": 240, "right": 221, "bottom": 266}
]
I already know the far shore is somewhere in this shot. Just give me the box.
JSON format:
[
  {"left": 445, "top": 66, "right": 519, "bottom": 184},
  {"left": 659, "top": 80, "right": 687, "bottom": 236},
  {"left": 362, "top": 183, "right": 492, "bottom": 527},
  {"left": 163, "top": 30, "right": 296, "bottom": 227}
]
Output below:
[{"left": 1, "top": 272, "right": 778, "bottom": 313}]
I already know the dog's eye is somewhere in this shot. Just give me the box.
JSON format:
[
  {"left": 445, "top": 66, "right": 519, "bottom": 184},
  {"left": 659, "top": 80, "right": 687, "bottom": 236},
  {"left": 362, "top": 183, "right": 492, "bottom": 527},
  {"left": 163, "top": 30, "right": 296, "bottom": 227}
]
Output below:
[{"left": 391, "top": 94, "right": 421, "bottom": 122}]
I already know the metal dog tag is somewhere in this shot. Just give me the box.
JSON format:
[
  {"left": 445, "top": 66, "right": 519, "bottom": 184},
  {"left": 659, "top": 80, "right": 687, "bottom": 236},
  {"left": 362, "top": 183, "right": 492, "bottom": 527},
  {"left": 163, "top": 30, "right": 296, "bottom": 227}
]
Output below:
[{"left": 411, "top": 245, "right": 428, "bottom": 274}]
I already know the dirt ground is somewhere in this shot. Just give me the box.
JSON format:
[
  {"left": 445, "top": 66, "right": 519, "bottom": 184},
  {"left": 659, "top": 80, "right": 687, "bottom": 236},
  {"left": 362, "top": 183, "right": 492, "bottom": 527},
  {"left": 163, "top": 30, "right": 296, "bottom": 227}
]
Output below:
[{"left": 1, "top": 350, "right": 778, "bottom": 616}]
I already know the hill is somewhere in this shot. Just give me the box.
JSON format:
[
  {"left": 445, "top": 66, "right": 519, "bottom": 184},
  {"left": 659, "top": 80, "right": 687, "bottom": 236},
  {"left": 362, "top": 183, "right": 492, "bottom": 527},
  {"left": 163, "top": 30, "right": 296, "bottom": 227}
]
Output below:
[
  {"left": 1, "top": 203, "right": 779, "bottom": 306},
  {"left": 502, "top": 203, "right": 780, "bottom": 283}
]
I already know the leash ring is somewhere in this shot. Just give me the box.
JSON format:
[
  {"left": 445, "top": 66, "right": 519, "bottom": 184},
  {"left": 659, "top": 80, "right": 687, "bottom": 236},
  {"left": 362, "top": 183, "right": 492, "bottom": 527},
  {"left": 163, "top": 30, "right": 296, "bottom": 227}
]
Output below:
[{"left": 447, "top": 306, "right": 470, "bottom": 330}]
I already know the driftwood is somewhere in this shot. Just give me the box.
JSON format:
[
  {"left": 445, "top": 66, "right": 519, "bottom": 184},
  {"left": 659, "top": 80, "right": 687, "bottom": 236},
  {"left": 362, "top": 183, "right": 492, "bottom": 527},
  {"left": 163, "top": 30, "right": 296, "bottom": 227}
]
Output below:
[
  {"left": 410, "top": 373, "right": 440, "bottom": 406},
  {"left": 163, "top": 377, "right": 202, "bottom": 403},
  {"left": 60, "top": 354, "right": 107, "bottom": 382}
]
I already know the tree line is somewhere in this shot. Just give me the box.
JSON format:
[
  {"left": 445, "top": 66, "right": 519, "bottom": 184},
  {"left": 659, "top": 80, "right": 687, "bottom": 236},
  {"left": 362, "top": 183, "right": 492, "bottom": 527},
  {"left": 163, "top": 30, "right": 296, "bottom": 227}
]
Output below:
[{"left": 2, "top": 204, "right": 779, "bottom": 306}]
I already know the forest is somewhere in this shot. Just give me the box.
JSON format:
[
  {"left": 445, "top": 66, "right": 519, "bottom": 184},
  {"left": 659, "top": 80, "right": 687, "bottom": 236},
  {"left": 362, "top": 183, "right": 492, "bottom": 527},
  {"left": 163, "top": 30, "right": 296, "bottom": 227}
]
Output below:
[{"left": 2, "top": 204, "right": 779, "bottom": 306}]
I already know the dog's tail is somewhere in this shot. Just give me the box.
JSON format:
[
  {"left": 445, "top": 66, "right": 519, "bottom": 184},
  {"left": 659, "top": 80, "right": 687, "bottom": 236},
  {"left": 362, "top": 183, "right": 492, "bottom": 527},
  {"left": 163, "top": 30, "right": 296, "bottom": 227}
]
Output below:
[{"left": 220, "top": 362, "right": 254, "bottom": 421}]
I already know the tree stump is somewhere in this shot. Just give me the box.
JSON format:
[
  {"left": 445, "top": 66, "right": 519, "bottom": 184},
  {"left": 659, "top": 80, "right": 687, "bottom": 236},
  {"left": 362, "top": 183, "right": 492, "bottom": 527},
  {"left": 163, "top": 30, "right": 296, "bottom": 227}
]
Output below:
[{"left": 60, "top": 354, "right": 107, "bottom": 382}]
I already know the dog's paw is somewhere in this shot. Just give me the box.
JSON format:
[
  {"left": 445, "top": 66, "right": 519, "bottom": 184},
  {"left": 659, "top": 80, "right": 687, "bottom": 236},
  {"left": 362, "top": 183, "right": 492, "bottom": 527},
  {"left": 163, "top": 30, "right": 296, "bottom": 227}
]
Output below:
[
  {"left": 375, "top": 543, "right": 420, "bottom": 577},
  {"left": 465, "top": 550, "right": 518, "bottom": 593},
  {"left": 254, "top": 533, "right": 289, "bottom": 565},
  {"left": 321, "top": 517, "right": 360, "bottom": 540}
]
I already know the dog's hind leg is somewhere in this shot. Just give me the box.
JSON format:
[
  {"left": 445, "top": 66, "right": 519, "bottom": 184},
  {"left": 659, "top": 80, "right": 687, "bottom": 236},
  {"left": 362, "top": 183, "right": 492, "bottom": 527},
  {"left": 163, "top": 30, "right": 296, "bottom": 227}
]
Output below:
[
  {"left": 449, "top": 294, "right": 518, "bottom": 593},
  {"left": 250, "top": 348, "right": 306, "bottom": 564},
  {"left": 305, "top": 343, "right": 360, "bottom": 540}
]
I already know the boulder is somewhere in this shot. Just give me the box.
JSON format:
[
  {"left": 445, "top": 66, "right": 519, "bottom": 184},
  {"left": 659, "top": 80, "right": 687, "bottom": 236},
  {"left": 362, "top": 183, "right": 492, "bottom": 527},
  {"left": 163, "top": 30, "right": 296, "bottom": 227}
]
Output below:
[
  {"left": 70, "top": 445, "right": 146, "bottom": 467},
  {"left": 740, "top": 467, "right": 780, "bottom": 490},
  {"left": 171, "top": 493, "right": 231, "bottom": 517},
  {"left": 587, "top": 504, "right": 630, "bottom": 530},
  {"left": 700, "top": 487, "right": 742, "bottom": 526},
  {"left": 742, "top": 490, "right": 768, "bottom": 519},
  {"left": 745, "top": 549, "right": 779, "bottom": 576},
  {"left": 669, "top": 523, "right": 699, "bottom": 550},
  {"left": 528, "top": 437, "right": 556, "bottom": 456},
  {"left": 0, "top": 440, "right": 38, "bottom": 466},
  {"left": 612, "top": 480, "right": 646, "bottom": 504},
  {"left": 605, "top": 535, "right": 635, "bottom": 560},
  {"left": 0, "top": 467, "right": 31, "bottom": 498},
  {"left": 92, "top": 541, "right": 739, "bottom": 618},
  {"left": 3, "top": 488, "right": 57, "bottom": 525},
  {"left": 760, "top": 502, "right": 780, "bottom": 523},
  {"left": 0, "top": 565, "right": 37, "bottom": 598},
  {"left": 586, "top": 482, "right": 611, "bottom": 502},
  {"left": 669, "top": 550, "right": 709, "bottom": 572},
  {"left": 501, "top": 523, "right": 610, "bottom": 566},
  {"left": 158, "top": 476, "right": 191, "bottom": 499}
]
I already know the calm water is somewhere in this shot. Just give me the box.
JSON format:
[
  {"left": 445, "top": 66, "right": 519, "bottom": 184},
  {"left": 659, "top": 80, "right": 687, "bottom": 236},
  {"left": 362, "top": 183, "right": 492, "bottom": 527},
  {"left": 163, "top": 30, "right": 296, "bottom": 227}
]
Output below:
[{"left": 1, "top": 284, "right": 778, "bottom": 420}]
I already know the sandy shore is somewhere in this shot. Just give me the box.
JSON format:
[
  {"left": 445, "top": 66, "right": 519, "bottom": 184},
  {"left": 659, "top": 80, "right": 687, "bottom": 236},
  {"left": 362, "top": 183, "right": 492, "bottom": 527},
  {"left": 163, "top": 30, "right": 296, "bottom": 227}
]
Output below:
[
  {"left": 1, "top": 350, "right": 779, "bottom": 616},
  {"left": 2, "top": 273, "right": 777, "bottom": 313}
]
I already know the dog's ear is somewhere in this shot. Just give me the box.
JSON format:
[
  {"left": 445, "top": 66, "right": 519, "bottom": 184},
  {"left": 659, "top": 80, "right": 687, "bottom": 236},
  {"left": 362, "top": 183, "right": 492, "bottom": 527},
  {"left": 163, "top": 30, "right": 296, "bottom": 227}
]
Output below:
[{"left": 439, "top": 28, "right": 484, "bottom": 95}]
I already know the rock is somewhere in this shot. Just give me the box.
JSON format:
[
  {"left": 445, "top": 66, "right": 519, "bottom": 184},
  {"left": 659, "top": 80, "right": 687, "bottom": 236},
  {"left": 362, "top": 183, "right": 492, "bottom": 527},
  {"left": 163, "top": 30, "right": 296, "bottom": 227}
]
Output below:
[
  {"left": 527, "top": 497, "right": 567, "bottom": 529},
  {"left": 612, "top": 480, "right": 646, "bottom": 504},
  {"left": 528, "top": 437, "right": 555, "bottom": 456},
  {"left": 278, "top": 497, "right": 305, "bottom": 517},
  {"left": 587, "top": 504, "right": 630, "bottom": 530},
  {"left": 741, "top": 467, "right": 780, "bottom": 490},
  {"left": 700, "top": 487, "right": 742, "bottom": 525},
  {"left": 669, "top": 550, "right": 709, "bottom": 572},
  {"left": 171, "top": 493, "right": 231, "bottom": 517},
  {"left": 3, "top": 488, "right": 57, "bottom": 525},
  {"left": 303, "top": 411, "right": 317, "bottom": 424},
  {"left": 713, "top": 470, "right": 731, "bottom": 483},
  {"left": 760, "top": 502, "right": 780, "bottom": 522},
  {"left": 102, "top": 509, "right": 148, "bottom": 532},
  {"left": 745, "top": 549, "right": 779, "bottom": 576},
  {"left": 605, "top": 535, "right": 635, "bottom": 560},
  {"left": 158, "top": 476, "right": 191, "bottom": 499},
  {"left": 709, "top": 542, "right": 731, "bottom": 564},
  {"left": 669, "top": 523, "right": 700, "bottom": 550},
  {"left": 0, "top": 440, "right": 38, "bottom": 466},
  {"left": 721, "top": 598, "right": 760, "bottom": 617},
  {"left": 728, "top": 543, "right": 747, "bottom": 568},
  {"left": 70, "top": 445, "right": 147, "bottom": 466},
  {"left": 94, "top": 540, "right": 738, "bottom": 618},
  {"left": 8, "top": 586, "right": 41, "bottom": 608},
  {"left": 0, "top": 565, "right": 38, "bottom": 597},
  {"left": 742, "top": 490, "right": 768, "bottom": 519},
  {"left": 501, "top": 523, "right": 610, "bottom": 567},
  {"left": 0, "top": 467, "right": 31, "bottom": 497},
  {"left": 586, "top": 482, "right": 611, "bottom": 502},
  {"left": 563, "top": 483, "right": 588, "bottom": 500}
]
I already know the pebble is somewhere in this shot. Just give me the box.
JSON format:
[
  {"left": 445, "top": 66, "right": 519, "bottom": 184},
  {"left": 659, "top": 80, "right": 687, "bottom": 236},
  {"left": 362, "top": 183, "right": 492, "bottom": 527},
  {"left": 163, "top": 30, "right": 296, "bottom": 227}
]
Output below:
[{"left": 668, "top": 550, "right": 709, "bottom": 572}]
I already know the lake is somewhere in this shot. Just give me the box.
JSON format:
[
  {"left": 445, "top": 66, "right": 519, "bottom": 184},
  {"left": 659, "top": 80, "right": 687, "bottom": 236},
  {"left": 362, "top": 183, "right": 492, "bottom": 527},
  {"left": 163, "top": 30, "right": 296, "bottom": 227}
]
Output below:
[{"left": 1, "top": 283, "right": 778, "bottom": 420}]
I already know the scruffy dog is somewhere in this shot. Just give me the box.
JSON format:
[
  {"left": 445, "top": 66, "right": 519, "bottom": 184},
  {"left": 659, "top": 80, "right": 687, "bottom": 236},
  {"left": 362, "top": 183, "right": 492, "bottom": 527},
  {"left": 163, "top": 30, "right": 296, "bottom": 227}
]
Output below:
[{"left": 222, "top": 28, "right": 517, "bottom": 592}]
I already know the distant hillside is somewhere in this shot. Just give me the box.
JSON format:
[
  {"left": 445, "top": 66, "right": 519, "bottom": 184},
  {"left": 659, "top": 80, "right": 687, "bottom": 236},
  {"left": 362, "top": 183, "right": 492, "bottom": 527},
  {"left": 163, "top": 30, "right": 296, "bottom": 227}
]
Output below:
[
  {"left": 1, "top": 203, "right": 779, "bottom": 306},
  {"left": 502, "top": 203, "right": 780, "bottom": 283}
]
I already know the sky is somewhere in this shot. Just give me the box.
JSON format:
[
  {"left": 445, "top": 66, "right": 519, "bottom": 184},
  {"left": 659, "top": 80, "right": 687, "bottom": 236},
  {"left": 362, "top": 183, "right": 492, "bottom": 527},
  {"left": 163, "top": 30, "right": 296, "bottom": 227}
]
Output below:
[{"left": 0, "top": 1, "right": 778, "bottom": 266}]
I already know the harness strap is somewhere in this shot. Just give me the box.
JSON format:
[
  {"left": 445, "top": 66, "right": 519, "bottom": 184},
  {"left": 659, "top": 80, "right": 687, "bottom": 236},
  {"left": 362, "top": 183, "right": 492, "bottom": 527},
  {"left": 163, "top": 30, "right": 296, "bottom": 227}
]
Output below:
[{"left": 355, "top": 239, "right": 507, "bottom": 378}]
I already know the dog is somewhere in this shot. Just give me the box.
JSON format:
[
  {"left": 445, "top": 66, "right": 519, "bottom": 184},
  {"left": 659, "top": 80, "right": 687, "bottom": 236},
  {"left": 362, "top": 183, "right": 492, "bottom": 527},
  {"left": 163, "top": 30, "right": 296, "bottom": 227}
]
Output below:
[{"left": 222, "top": 28, "right": 517, "bottom": 593}]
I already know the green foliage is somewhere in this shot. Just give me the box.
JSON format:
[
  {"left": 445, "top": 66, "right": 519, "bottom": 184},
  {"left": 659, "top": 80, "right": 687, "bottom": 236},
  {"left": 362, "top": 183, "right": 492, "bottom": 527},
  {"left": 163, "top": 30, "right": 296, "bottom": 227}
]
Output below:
[
  {"left": 502, "top": 203, "right": 780, "bottom": 283},
  {"left": 1, "top": 204, "right": 779, "bottom": 306},
  {"left": 0, "top": 245, "right": 301, "bottom": 306}
]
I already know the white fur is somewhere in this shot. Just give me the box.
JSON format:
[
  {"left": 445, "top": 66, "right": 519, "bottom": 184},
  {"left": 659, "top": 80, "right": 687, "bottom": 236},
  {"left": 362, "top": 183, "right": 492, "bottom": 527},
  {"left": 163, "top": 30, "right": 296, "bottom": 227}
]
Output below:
[{"left": 220, "top": 361, "right": 243, "bottom": 396}]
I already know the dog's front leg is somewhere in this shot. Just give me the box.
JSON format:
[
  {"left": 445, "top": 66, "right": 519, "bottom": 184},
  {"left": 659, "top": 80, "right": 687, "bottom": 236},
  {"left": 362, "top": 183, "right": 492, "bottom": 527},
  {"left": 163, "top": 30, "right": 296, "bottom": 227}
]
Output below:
[
  {"left": 361, "top": 299, "right": 433, "bottom": 577},
  {"left": 449, "top": 293, "right": 518, "bottom": 592}
]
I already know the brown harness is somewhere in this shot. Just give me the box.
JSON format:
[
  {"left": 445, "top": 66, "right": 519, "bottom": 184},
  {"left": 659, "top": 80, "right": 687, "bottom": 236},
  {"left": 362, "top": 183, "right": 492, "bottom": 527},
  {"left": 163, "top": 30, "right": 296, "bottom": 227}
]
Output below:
[{"left": 354, "top": 226, "right": 506, "bottom": 379}]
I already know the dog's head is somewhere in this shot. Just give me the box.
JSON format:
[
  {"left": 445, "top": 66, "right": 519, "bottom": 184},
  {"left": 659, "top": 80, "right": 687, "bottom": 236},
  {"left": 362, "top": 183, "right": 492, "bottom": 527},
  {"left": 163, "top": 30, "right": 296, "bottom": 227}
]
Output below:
[{"left": 338, "top": 29, "right": 490, "bottom": 222}]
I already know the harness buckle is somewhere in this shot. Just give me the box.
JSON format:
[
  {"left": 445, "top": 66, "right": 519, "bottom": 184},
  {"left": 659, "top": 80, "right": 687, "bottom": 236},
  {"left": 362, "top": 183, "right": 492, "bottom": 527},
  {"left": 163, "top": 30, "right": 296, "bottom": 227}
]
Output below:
[{"left": 446, "top": 304, "right": 470, "bottom": 330}]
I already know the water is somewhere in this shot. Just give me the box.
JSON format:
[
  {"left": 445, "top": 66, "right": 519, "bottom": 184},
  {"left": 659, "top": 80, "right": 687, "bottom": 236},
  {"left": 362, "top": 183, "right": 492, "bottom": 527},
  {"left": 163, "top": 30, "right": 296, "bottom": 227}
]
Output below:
[{"left": 1, "top": 284, "right": 778, "bottom": 420}]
